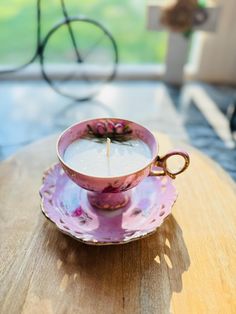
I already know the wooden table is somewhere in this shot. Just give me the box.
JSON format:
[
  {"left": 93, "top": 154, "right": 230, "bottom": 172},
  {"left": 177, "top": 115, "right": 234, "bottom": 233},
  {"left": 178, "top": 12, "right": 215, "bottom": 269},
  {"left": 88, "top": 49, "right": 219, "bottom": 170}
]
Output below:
[{"left": 1, "top": 134, "right": 236, "bottom": 314}]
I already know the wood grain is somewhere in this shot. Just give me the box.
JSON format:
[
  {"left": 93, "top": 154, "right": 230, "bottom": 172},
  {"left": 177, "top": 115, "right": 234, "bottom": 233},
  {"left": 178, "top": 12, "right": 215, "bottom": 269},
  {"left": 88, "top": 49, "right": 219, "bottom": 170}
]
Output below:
[{"left": 0, "top": 134, "right": 236, "bottom": 314}]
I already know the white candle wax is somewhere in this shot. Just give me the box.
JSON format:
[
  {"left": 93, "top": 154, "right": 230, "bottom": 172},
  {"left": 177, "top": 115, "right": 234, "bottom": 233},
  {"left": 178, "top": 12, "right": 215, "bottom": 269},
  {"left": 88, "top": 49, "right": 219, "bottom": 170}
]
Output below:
[{"left": 64, "top": 138, "right": 152, "bottom": 177}]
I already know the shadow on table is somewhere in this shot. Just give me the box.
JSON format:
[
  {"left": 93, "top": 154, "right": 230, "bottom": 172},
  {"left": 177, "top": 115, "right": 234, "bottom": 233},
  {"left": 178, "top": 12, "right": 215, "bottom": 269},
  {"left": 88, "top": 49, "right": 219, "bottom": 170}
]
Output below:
[{"left": 45, "top": 214, "right": 190, "bottom": 314}]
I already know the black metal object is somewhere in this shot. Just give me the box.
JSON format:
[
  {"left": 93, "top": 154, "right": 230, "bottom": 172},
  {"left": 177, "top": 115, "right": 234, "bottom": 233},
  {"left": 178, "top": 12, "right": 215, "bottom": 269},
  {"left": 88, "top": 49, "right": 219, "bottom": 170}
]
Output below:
[
  {"left": 0, "top": 0, "right": 118, "bottom": 101},
  {"left": 227, "top": 101, "right": 236, "bottom": 140}
]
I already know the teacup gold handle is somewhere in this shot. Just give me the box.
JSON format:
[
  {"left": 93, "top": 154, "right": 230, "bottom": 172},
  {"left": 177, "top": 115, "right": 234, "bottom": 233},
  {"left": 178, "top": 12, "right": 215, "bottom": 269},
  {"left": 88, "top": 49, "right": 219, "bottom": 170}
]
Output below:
[{"left": 150, "top": 150, "right": 190, "bottom": 179}]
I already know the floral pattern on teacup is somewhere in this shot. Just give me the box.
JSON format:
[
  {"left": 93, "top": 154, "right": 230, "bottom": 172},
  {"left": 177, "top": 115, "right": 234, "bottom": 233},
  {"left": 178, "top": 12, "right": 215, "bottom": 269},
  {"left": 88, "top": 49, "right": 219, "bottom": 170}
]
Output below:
[{"left": 85, "top": 120, "right": 133, "bottom": 144}]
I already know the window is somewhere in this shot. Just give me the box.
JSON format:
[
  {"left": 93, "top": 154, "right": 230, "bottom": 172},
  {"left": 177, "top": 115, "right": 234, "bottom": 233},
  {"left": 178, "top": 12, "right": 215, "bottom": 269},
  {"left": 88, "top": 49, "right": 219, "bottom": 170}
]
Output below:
[{"left": 0, "top": 0, "right": 167, "bottom": 67}]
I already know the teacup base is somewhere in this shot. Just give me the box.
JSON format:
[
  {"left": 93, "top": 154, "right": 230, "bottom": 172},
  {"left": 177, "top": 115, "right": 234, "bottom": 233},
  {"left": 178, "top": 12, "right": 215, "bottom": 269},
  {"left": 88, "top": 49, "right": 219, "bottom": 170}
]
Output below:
[{"left": 87, "top": 191, "right": 131, "bottom": 210}]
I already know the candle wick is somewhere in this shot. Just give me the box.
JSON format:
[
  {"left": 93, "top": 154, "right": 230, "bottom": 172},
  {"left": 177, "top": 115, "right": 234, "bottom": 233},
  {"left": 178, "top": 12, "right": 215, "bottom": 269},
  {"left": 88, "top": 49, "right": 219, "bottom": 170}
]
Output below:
[{"left": 106, "top": 137, "right": 111, "bottom": 158}]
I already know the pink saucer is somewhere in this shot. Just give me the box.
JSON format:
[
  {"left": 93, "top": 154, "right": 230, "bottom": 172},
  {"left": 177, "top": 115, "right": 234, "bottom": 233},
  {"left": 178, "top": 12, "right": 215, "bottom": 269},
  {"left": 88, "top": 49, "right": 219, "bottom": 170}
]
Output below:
[{"left": 39, "top": 164, "right": 177, "bottom": 245}]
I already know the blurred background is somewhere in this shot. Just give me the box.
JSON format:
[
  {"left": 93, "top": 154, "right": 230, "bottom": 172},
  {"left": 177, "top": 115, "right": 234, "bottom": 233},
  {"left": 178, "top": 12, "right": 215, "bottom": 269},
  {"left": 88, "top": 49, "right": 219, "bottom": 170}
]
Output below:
[{"left": 0, "top": 0, "right": 236, "bottom": 180}]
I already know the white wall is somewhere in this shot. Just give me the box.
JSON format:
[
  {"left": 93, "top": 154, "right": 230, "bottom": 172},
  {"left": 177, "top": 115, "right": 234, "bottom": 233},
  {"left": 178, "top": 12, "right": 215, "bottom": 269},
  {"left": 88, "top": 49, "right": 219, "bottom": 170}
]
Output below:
[{"left": 192, "top": 0, "right": 236, "bottom": 84}]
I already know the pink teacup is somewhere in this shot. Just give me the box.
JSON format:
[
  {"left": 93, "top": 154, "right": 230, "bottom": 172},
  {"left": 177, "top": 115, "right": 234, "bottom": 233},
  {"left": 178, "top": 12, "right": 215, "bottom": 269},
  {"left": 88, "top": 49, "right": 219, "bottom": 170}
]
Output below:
[{"left": 57, "top": 118, "right": 189, "bottom": 210}]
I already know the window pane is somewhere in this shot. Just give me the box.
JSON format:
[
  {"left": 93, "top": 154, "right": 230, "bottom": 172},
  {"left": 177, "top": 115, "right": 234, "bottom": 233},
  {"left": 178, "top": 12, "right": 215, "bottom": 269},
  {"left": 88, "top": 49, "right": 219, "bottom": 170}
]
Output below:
[
  {"left": 0, "top": 0, "right": 167, "bottom": 65},
  {"left": 0, "top": 0, "right": 37, "bottom": 66}
]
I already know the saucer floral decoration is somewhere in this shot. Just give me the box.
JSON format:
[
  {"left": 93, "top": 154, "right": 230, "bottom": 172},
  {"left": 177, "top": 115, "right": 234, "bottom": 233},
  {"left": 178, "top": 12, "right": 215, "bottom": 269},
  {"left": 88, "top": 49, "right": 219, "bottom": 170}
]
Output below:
[{"left": 85, "top": 120, "right": 133, "bottom": 145}]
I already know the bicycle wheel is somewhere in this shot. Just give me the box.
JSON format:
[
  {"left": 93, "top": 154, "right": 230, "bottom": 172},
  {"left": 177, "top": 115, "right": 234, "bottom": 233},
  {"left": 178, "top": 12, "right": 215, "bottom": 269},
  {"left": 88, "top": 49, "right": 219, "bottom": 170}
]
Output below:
[{"left": 40, "top": 17, "right": 118, "bottom": 101}]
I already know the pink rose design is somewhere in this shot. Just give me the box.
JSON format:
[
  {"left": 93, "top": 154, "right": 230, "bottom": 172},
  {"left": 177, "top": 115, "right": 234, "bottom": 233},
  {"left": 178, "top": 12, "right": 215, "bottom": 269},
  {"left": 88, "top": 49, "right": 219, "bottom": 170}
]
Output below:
[
  {"left": 115, "top": 123, "right": 124, "bottom": 134},
  {"left": 106, "top": 121, "right": 115, "bottom": 133},
  {"left": 72, "top": 207, "right": 83, "bottom": 217},
  {"left": 96, "top": 123, "right": 106, "bottom": 135}
]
